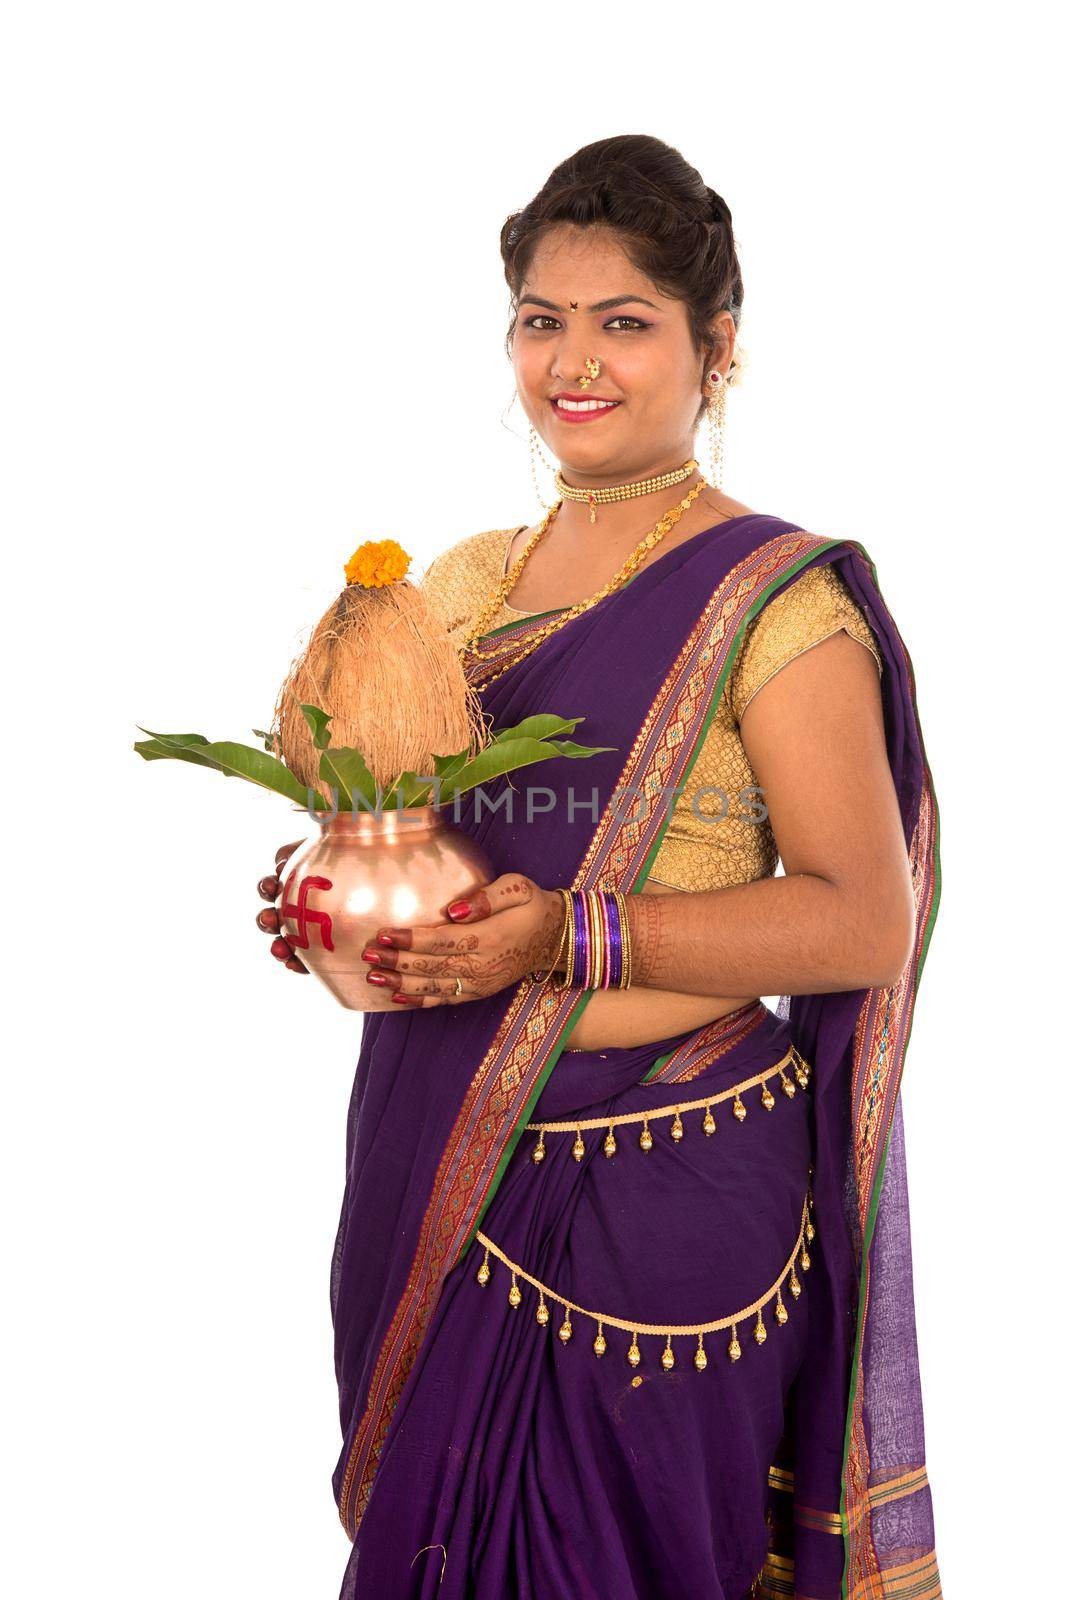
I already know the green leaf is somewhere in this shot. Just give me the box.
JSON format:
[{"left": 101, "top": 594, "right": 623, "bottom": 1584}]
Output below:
[
  {"left": 538, "top": 739, "right": 610, "bottom": 759},
  {"left": 134, "top": 738, "right": 228, "bottom": 773},
  {"left": 300, "top": 704, "right": 333, "bottom": 750},
  {"left": 251, "top": 727, "right": 278, "bottom": 752},
  {"left": 438, "top": 735, "right": 614, "bottom": 802},
  {"left": 318, "top": 745, "right": 380, "bottom": 811},
  {"left": 380, "top": 770, "right": 437, "bottom": 809},
  {"left": 134, "top": 727, "right": 324, "bottom": 808},
  {"left": 136, "top": 728, "right": 213, "bottom": 748},
  {"left": 489, "top": 714, "right": 584, "bottom": 744},
  {"left": 432, "top": 748, "right": 470, "bottom": 779}
]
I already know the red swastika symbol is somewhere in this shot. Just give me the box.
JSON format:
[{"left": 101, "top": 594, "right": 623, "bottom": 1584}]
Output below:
[{"left": 281, "top": 870, "right": 335, "bottom": 951}]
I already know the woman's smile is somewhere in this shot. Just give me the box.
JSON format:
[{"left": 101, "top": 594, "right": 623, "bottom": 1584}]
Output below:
[{"left": 549, "top": 392, "right": 623, "bottom": 423}]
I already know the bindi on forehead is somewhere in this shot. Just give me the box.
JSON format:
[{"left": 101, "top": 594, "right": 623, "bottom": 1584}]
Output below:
[{"left": 517, "top": 292, "right": 662, "bottom": 315}]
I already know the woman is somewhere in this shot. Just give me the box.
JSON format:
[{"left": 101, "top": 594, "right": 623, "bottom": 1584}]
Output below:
[{"left": 257, "top": 135, "right": 942, "bottom": 1600}]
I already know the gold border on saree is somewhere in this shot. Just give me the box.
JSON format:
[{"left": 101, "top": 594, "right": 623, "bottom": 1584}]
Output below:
[
  {"left": 526, "top": 1046, "right": 812, "bottom": 1161},
  {"left": 474, "top": 1188, "right": 815, "bottom": 1371}
]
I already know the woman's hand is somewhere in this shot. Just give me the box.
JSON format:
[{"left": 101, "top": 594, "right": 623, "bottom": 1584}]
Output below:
[
  {"left": 255, "top": 840, "right": 309, "bottom": 974},
  {"left": 361, "top": 872, "right": 565, "bottom": 1007}
]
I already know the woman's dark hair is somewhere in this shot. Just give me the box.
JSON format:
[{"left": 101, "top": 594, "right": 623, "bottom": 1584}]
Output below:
[{"left": 500, "top": 134, "right": 743, "bottom": 403}]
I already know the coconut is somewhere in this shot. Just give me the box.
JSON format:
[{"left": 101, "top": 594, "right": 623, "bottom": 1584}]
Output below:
[{"left": 270, "top": 542, "right": 488, "bottom": 805}]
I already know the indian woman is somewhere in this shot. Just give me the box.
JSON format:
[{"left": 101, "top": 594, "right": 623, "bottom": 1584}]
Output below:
[{"left": 256, "top": 133, "right": 943, "bottom": 1600}]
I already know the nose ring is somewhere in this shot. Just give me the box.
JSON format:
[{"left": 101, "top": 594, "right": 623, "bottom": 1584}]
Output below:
[{"left": 578, "top": 356, "right": 601, "bottom": 390}]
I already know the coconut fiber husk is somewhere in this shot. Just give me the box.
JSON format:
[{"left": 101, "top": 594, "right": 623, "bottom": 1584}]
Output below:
[{"left": 270, "top": 576, "right": 487, "bottom": 806}]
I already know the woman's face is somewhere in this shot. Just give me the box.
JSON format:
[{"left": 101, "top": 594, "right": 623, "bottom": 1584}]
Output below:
[{"left": 512, "top": 223, "right": 734, "bottom": 482}]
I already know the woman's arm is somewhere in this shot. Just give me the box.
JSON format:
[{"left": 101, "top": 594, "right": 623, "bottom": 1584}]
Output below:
[
  {"left": 363, "top": 628, "right": 916, "bottom": 1005},
  {"left": 624, "top": 628, "right": 915, "bottom": 996}
]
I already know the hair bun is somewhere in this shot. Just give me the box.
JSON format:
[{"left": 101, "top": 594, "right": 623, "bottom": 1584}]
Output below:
[{"left": 704, "top": 186, "right": 733, "bottom": 228}]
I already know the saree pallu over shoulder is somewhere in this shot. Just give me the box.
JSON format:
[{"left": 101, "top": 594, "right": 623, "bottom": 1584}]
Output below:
[{"left": 329, "top": 514, "right": 942, "bottom": 1600}]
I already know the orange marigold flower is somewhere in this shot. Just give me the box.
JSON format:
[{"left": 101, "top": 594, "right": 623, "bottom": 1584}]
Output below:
[{"left": 344, "top": 538, "right": 411, "bottom": 589}]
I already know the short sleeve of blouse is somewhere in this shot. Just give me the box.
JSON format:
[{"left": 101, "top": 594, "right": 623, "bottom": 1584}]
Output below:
[
  {"left": 420, "top": 527, "right": 519, "bottom": 639},
  {"left": 725, "top": 562, "right": 883, "bottom": 722}
]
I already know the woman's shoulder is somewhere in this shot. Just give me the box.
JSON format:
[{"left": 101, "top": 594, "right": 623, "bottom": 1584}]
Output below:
[
  {"left": 420, "top": 524, "right": 522, "bottom": 634},
  {"left": 726, "top": 556, "right": 883, "bottom": 721}
]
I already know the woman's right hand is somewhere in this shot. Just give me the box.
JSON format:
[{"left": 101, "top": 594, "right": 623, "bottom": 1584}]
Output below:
[{"left": 256, "top": 840, "right": 309, "bottom": 974}]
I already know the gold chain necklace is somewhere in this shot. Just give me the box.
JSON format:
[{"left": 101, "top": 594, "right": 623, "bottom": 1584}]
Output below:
[
  {"left": 460, "top": 475, "right": 709, "bottom": 687},
  {"left": 555, "top": 457, "right": 699, "bottom": 524}
]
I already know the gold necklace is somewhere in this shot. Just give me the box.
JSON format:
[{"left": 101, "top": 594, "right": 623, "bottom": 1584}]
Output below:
[
  {"left": 460, "top": 475, "right": 709, "bottom": 687},
  {"left": 555, "top": 457, "right": 699, "bottom": 524}
]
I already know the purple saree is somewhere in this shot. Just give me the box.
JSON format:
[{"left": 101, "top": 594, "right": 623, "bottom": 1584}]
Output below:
[{"left": 329, "top": 514, "right": 943, "bottom": 1599}]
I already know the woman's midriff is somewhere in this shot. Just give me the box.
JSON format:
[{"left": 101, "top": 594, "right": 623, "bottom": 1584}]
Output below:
[{"left": 562, "top": 879, "right": 760, "bottom": 1053}]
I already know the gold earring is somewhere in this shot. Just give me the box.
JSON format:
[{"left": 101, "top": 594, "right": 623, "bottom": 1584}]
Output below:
[
  {"left": 578, "top": 356, "right": 601, "bottom": 390},
  {"left": 701, "top": 370, "right": 727, "bottom": 490}
]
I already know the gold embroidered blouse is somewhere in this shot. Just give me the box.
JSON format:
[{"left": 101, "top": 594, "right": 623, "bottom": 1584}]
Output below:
[{"left": 421, "top": 526, "right": 883, "bottom": 894}]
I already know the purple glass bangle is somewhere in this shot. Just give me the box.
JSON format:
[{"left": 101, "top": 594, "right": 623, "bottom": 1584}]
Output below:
[
  {"left": 573, "top": 890, "right": 590, "bottom": 991},
  {"left": 610, "top": 893, "right": 623, "bottom": 988},
  {"left": 602, "top": 891, "right": 621, "bottom": 988}
]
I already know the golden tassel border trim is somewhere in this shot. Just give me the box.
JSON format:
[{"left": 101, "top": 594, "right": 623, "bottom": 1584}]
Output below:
[
  {"left": 526, "top": 1046, "right": 812, "bottom": 1163},
  {"left": 474, "top": 1189, "right": 815, "bottom": 1371}
]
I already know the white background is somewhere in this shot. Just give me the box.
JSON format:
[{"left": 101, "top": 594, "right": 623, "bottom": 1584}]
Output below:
[{"left": 3, "top": 4, "right": 1061, "bottom": 1596}]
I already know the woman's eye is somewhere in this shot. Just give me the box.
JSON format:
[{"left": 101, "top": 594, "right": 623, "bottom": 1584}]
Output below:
[{"left": 523, "top": 314, "right": 649, "bottom": 332}]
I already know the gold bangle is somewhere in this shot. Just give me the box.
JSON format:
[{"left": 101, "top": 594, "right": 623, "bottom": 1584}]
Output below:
[
  {"left": 550, "top": 890, "right": 576, "bottom": 991},
  {"left": 530, "top": 888, "right": 570, "bottom": 984},
  {"left": 587, "top": 889, "right": 604, "bottom": 989},
  {"left": 611, "top": 889, "right": 633, "bottom": 989}
]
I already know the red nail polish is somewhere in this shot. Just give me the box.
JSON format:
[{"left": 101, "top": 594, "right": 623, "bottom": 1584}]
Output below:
[
  {"left": 366, "top": 972, "right": 389, "bottom": 986},
  {"left": 377, "top": 933, "right": 395, "bottom": 947},
  {"left": 448, "top": 900, "right": 471, "bottom": 919},
  {"left": 362, "top": 950, "right": 382, "bottom": 964},
  {"left": 391, "top": 992, "right": 414, "bottom": 1004}
]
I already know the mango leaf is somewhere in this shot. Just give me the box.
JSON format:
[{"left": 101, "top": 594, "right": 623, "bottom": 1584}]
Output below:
[
  {"left": 489, "top": 714, "right": 585, "bottom": 744},
  {"left": 538, "top": 739, "right": 612, "bottom": 759},
  {"left": 377, "top": 741, "right": 484, "bottom": 809},
  {"left": 433, "top": 748, "right": 470, "bottom": 779},
  {"left": 251, "top": 727, "right": 278, "bottom": 752},
  {"left": 300, "top": 704, "right": 333, "bottom": 750},
  {"left": 438, "top": 735, "right": 613, "bottom": 802},
  {"left": 380, "top": 770, "right": 439, "bottom": 810},
  {"left": 134, "top": 727, "right": 323, "bottom": 807},
  {"left": 136, "top": 728, "right": 213, "bottom": 749},
  {"left": 420, "top": 721, "right": 587, "bottom": 793},
  {"left": 369, "top": 748, "right": 470, "bottom": 810},
  {"left": 318, "top": 746, "right": 380, "bottom": 811},
  {"left": 134, "top": 737, "right": 228, "bottom": 773}
]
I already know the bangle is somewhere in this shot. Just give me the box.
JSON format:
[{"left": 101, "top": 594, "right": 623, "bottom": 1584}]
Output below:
[
  {"left": 561, "top": 889, "right": 576, "bottom": 988},
  {"left": 575, "top": 891, "right": 591, "bottom": 990},
  {"left": 544, "top": 888, "right": 633, "bottom": 993},
  {"left": 602, "top": 890, "right": 620, "bottom": 988},
  {"left": 611, "top": 889, "right": 633, "bottom": 990},
  {"left": 586, "top": 889, "right": 604, "bottom": 989},
  {"left": 530, "top": 888, "right": 570, "bottom": 984}
]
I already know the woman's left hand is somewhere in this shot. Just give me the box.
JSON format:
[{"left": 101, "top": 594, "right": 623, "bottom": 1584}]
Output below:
[{"left": 361, "top": 872, "right": 565, "bottom": 1007}]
